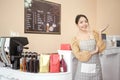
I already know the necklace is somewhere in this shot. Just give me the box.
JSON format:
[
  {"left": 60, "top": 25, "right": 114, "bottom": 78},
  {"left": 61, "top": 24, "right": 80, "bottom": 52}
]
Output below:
[{"left": 88, "top": 32, "right": 94, "bottom": 40}]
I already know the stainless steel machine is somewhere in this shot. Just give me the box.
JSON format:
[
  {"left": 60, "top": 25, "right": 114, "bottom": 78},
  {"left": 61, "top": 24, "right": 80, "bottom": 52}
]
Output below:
[{"left": 0, "top": 37, "right": 28, "bottom": 69}]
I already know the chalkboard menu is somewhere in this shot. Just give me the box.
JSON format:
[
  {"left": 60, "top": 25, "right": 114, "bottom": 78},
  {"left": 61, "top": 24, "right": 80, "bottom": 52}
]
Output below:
[{"left": 24, "top": 0, "right": 61, "bottom": 34}]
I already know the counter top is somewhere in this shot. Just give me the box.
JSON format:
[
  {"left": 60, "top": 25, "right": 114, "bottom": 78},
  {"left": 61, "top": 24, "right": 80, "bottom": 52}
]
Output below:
[
  {"left": 102, "top": 47, "right": 120, "bottom": 55},
  {"left": 0, "top": 67, "right": 72, "bottom": 80}
]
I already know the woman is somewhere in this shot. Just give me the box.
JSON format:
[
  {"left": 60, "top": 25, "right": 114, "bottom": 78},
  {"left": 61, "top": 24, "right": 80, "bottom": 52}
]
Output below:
[{"left": 71, "top": 14, "right": 107, "bottom": 80}]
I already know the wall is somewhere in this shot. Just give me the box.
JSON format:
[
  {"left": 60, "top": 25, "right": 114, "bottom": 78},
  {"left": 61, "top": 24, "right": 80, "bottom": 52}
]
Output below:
[
  {"left": 0, "top": 0, "right": 96, "bottom": 53},
  {"left": 97, "top": 0, "right": 120, "bottom": 35},
  {"left": 1, "top": 0, "right": 120, "bottom": 54}
]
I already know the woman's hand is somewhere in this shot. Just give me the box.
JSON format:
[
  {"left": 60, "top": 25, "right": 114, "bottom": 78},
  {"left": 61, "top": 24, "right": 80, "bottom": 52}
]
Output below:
[
  {"left": 99, "top": 24, "right": 109, "bottom": 33},
  {"left": 90, "top": 46, "right": 99, "bottom": 55},
  {"left": 97, "top": 24, "right": 109, "bottom": 39}
]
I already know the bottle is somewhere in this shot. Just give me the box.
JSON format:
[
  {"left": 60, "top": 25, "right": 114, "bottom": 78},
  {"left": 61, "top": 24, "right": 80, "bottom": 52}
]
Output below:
[
  {"left": 20, "top": 55, "right": 23, "bottom": 71},
  {"left": 60, "top": 55, "right": 67, "bottom": 72},
  {"left": 22, "top": 54, "right": 27, "bottom": 72},
  {"left": 26, "top": 52, "right": 30, "bottom": 72},
  {"left": 33, "top": 52, "right": 39, "bottom": 73},
  {"left": 29, "top": 53, "right": 34, "bottom": 72},
  {"left": 26, "top": 52, "right": 32, "bottom": 72}
]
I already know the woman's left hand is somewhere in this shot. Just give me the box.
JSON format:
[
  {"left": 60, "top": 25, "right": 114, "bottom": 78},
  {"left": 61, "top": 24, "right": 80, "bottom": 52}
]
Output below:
[{"left": 90, "top": 46, "right": 98, "bottom": 55}]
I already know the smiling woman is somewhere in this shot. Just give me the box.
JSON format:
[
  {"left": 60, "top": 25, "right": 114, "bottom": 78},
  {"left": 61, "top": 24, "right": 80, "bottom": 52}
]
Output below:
[{"left": 71, "top": 14, "right": 106, "bottom": 80}]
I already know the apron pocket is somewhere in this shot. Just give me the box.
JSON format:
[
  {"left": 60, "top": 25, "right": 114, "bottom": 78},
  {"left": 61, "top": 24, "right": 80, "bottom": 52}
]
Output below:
[{"left": 81, "top": 63, "right": 96, "bottom": 73}]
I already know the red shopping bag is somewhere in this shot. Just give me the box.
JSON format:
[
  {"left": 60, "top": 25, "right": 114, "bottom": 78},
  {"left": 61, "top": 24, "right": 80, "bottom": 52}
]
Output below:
[{"left": 50, "top": 53, "right": 60, "bottom": 73}]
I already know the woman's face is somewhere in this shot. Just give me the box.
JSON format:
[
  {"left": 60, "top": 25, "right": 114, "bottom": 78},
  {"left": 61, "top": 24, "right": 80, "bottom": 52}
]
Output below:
[{"left": 77, "top": 17, "right": 89, "bottom": 32}]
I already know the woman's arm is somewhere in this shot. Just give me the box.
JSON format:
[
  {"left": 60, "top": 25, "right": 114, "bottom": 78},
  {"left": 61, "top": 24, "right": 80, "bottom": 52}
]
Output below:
[
  {"left": 93, "top": 30, "right": 106, "bottom": 53},
  {"left": 71, "top": 37, "right": 92, "bottom": 62},
  {"left": 99, "top": 24, "right": 109, "bottom": 39}
]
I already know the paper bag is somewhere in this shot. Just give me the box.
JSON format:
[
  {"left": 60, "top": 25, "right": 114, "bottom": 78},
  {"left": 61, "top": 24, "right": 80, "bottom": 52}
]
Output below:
[{"left": 39, "top": 54, "right": 50, "bottom": 73}]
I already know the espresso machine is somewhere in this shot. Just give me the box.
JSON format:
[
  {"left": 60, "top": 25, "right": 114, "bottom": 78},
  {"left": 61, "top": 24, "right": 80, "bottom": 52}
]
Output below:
[{"left": 0, "top": 37, "right": 29, "bottom": 69}]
